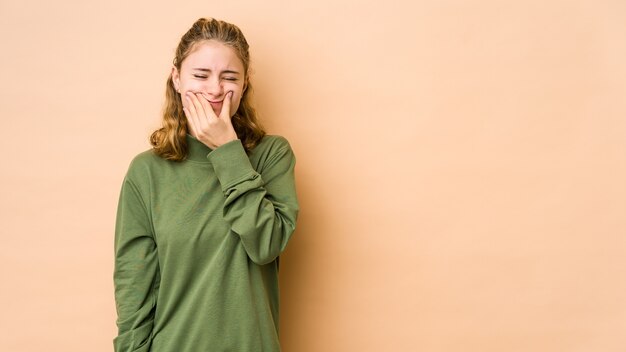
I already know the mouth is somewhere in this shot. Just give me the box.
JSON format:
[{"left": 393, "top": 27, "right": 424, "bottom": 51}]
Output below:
[{"left": 209, "top": 101, "right": 223, "bottom": 111}]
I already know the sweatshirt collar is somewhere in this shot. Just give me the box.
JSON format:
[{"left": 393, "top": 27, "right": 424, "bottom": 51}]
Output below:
[{"left": 186, "top": 133, "right": 214, "bottom": 162}]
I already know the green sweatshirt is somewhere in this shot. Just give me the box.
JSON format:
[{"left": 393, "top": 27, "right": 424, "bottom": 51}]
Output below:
[{"left": 113, "top": 133, "right": 299, "bottom": 352}]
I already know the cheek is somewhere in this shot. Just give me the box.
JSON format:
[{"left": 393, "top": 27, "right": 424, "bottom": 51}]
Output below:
[
  {"left": 233, "top": 96, "right": 243, "bottom": 110},
  {"left": 181, "top": 82, "right": 200, "bottom": 91}
]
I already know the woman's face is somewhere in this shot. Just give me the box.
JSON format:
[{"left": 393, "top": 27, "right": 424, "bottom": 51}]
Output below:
[{"left": 172, "top": 40, "right": 246, "bottom": 118}]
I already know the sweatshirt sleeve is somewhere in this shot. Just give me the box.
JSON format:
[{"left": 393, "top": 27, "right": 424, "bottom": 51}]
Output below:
[
  {"left": 113, "top": 176, "right": 160, "bottom": 352},
  {"left": 207, "top": 137, "right": 300, "bottom": 265}
]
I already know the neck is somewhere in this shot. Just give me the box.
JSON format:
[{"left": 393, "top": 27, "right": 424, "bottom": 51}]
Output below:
[{"left": 185, "top": 133, "right": 214, "bottom": 162}]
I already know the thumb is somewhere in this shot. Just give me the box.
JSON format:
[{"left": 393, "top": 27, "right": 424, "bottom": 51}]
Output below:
[{"left": 220, "top": 91, "right": 234, "bottom": 121}]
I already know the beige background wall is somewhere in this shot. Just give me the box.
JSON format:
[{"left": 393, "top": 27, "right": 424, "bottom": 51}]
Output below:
[{"left": 1, "top": 0, "right": 625, "bottom": 351}]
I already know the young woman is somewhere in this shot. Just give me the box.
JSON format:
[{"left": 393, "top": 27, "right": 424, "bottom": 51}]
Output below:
[{"left": 113, "top": 17, "right": 300, "bottom": 352}]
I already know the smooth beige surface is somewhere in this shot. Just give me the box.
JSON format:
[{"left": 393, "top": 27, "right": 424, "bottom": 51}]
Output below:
[{"left": 1, "top": 1, "right": 625, "bottom": 351}]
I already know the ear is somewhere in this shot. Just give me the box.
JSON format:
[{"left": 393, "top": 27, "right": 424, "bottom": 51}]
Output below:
[{"left": 171, "top": 65, "right": 180, "bottom": 92}]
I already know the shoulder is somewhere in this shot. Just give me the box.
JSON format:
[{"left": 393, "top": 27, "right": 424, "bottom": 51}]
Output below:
[
  {"left": 255, "top": 134, "right": 293, "bottom": 154},
  {"left": 251, "top": 134, "right": 296, "bottom": 170},
  {"left": 122, "top": 148, "right": 163, "bottom": 182}
]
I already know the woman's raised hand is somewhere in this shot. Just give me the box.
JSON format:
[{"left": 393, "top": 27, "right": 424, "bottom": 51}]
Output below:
[{"left": 183, "top": 91, "right": 239, "bottom": 149}]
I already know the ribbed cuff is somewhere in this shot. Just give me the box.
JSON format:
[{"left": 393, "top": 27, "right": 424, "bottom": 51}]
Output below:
[{"left": 207, "top": 139, "right": 258, "bottom": 191}]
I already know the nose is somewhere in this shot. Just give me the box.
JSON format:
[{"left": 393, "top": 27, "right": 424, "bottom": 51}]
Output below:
[{"left": 203, "top": 77, "right": 224, "bottom": 99}]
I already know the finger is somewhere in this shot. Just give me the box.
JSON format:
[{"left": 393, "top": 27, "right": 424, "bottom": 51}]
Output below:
[
  {"left": 195, "top": 92, "right": 213, "bottom": 121},
  {"left": 183, "top": 106, "right": 197, "bottom": 137},
  {"left": 198, "top": 92, "right": 218, "bottom": 122},
  {"left": 220, "top": 91, "right": 233, "bottom": 120},
  {"left": 187, "top": 92, "right": 208, "bottom": 128}
]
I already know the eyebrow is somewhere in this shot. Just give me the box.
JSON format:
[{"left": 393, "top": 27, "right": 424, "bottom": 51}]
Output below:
[{"left": 192, "top": 68, "right": 241, "bottom": 75}]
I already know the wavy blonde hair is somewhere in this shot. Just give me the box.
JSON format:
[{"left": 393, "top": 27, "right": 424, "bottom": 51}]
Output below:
[{"left": 150, "top": 17, "right": 266, "bottom": 161}]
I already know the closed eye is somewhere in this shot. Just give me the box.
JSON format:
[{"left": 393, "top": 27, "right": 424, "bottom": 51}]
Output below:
[{"left": 193, "top": 75, "right": 237, "bottom": 81}]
